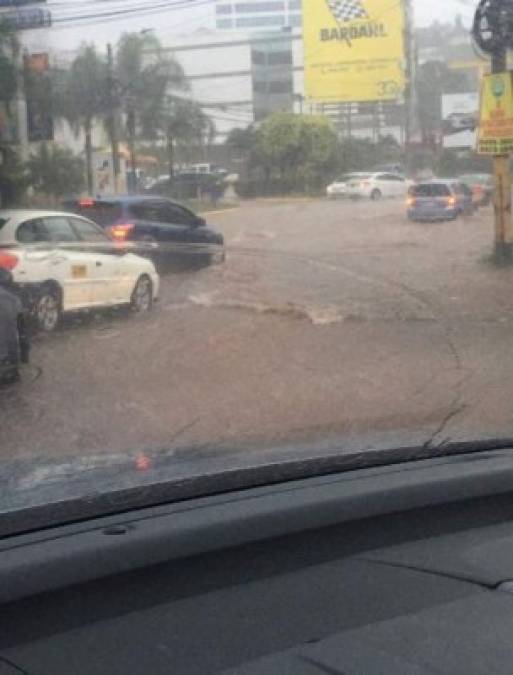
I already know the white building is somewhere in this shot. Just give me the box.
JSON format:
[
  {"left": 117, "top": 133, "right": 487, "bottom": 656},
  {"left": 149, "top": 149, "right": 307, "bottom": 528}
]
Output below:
[
  {"left": 215, "top": 0, "right": 302, "bottom": 32},
  {"left": 165, "top": 29, "right": 298, "bottom": 140}
]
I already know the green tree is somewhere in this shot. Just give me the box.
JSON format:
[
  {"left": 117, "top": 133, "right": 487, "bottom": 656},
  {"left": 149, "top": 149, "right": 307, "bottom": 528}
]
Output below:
[
  {"left": 0, "top": 147, "right": 26, "bottom": 206},
  {"left": 161, "top": 97, "right": 215, "bottom": 178},
  {"left": 0, "top": 25, "right": 24, "bottom": 206},
  {"left": 254, "top": 113, "right": 339, "bottom": 193},
  {"left": 416, "top": 61, "right": 470, "bottom": 142},
  {"left": 0, "top": 24, "right": 16, "bottom": 110},
  {"left": 52, "top": 45, "right": 109, "bottom": 194},
  {"left": 27, "top": 143, "right": 85, "bottom": 199},
  {"left": 115, "top": 32, "right": 186, "bottom": 179}
]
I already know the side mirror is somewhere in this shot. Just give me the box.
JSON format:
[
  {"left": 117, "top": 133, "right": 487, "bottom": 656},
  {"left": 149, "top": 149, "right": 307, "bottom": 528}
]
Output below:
[
  {"left": 0, "top": 268, "right": 13, "bottom": 286},
  {"left": 195, "top": 217, "right": 206, "bottom": 228}
]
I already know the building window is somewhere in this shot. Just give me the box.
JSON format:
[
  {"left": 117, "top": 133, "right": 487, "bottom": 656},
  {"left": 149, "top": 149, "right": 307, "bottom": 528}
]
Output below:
[
  {"left": 252, "top": 81, "right": 267, "bottom": 93},
  {"left": 288, "top": 13, "right": 302, "bottom": 26},
  {"left": 268, "top": 80, "right": 292, "bottom": 93},
  {"left": 234, "top": 2, "right": 285, "bottom": 12},
  {"left": 267, "top": 50, "right": 292, "bottom": 65},
  {"left": 236, "top": 15, "right": 285, "bottom": 27},
  {"left": 216, "top": 18, "right": 233, "bottom": 27},
  {"left": 251, "top": 49, "right": 266, "bottom": 65},
  {"left": 216, "top": 4, "right": 232, "bottom": 13}
]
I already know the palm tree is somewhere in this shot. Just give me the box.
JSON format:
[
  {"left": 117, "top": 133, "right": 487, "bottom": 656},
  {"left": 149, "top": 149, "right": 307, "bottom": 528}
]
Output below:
[
  {"left": 52, "top": 45, "right": 110, "bottom": 194},
  {"left": 115, "top": 32, "right": 186, "bottom": 184},
  {"left": 0, "top": 24, "right": 17, "bottom": 112},
  {"left": 162, "top": 97, "right": 216, "bottom": 178}
]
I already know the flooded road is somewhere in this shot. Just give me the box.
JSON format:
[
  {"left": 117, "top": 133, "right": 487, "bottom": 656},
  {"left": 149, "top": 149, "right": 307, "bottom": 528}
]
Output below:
[{"left": 2, "top": 198, "right": 513, "bottom": 460}]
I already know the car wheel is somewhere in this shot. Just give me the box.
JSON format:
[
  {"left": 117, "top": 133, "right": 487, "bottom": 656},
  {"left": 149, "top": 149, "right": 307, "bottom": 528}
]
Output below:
[
  {"left": 370, "top": 189, "right": 382, "bottom": 201},
  {"left": 131, "top": 275, "right": 153, "bottom": 313},
  {"left": 36, "top": 286, "right": 61, "bottom": 333}
]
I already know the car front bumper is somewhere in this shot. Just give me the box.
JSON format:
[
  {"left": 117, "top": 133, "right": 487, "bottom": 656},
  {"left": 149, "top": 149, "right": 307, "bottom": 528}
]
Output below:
[{"left": 149, "top": 271, "right": 160, "bottom": 301}]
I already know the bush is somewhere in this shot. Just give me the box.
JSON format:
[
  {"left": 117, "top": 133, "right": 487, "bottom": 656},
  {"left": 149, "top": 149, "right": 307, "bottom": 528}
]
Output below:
[{"left": 0, "top": 147, "right": 27, "bottom": 207}]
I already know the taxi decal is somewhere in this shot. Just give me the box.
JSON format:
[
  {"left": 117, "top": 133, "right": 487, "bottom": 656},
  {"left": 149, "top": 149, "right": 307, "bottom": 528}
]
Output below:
[{"left": 71, "top": 265, "right": 88, "bottom": 279}]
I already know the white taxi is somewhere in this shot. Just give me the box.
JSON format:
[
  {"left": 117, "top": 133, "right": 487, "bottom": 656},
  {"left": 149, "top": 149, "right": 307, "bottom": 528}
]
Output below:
[{"left": 0, "top": 210, "right": 160, "bottom": 331}]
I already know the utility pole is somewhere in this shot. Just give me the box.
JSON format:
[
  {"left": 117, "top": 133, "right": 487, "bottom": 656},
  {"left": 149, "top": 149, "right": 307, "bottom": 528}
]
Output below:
[
  {"left": 403, "top": 0, "right": 414, "bottom": 162},
  {"left": 106, "top": 43, "right": 121, "bottom": 194},
  {"left": 491, "top": 43, "right": 512, "bottom": 259}
]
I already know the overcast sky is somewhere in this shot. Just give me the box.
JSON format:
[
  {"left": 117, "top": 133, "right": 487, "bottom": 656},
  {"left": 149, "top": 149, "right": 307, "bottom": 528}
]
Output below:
[{"left": 24, "top": 0, "right": 477, "bottom": 53}]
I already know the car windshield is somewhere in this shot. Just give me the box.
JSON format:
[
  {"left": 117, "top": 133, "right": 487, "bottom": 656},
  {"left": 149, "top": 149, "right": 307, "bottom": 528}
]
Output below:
[
  {"left": 410, "top": 184, "right": 452, "bottom": 197},
  {"left": 0, "top": 2, "right": 509, "bottom": 532}
]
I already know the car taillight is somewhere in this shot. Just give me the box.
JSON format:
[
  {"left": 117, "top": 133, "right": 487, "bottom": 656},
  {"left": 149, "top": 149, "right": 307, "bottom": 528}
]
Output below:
[
  {"left": 107, "top": 223, "right": 135, "bottom": 241},
  {"left": 446, "top": 196, "right": 456, "bottom": 207},
  {"left": 0, "top": 250, "right": 19, "bottom": 270},
  {"left": 78, "top": 198, "right": 95, "bottom": 207}
]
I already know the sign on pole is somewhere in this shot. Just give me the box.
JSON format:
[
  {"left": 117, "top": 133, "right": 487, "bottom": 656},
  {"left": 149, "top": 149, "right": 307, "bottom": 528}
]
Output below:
[
  {"left": 477, "top": 72, "right": 513, "bottom": 155},
  {"left": 302, "top": 0, "right": 406, "bottom": 103}
]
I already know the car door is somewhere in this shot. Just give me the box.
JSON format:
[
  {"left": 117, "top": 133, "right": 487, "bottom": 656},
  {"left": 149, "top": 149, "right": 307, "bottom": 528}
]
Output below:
[
  {"left": 388, "top": 174, "right": 407, "bottom": 197},
  {"left": 68, "top": 216, "right": 127, "bottom": 305},
  {"left": 374, "top": 174, "right": 393, "bottom": 197},
  {"left": 158, "top": 202, "right": 207, "bottom": 263},
  {"left": 129, "top": 201, "right": 195, "bottom": 264},
  {"left": 41, "top": 216, "right": 97, "bottom": 310}
]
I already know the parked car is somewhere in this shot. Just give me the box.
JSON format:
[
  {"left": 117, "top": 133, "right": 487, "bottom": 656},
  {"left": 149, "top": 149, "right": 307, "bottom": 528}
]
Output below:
[
  {"left": 0, "top": 268, "right": 29, "bottom": 384},
  {"left": 63, "top": 196, "right": 225, "bottom": 271},
  {"left": 459, "top": 173, "right": 494, "bottom": 207},
  {"left": 344, "top": 172, "right": 409, "bottom": 200},
  {"left": 407, "top": 180, "right": 475, "bottom": 222},
  {"left": 0, "top": 210, "right": 159, "bottom": 332}
]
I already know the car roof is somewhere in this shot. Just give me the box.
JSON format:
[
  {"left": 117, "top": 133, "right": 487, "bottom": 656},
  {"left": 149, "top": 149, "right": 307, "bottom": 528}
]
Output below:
[
  {"left": 68, "top": 195, "right": 184, "bottom": 206},
  {"left": 0, "top": 209, "right": 82, "bottom": 222}
]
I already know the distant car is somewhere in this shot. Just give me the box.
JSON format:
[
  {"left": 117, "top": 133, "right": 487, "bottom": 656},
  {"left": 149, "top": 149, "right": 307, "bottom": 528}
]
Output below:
[
  {"left": 407, "top": 180, "right": 475, "bottom": 222},
  {"left": 326, "top": 174, "right": 359, "bottom": 199},
  {"left": 459, "top": 173, "right": 494, "bottom": 207},
  {"left": 0, "top": 210, "right": 159, "bottom": 332},
  {"left": 344, "top": 172, "right": 409, "bottom": 201},
  {"left": 0, "top": 269, "right": 29, "bottom": 384},
  {"left": 64, "top": 196, "right": 225, "bottom": 271}
]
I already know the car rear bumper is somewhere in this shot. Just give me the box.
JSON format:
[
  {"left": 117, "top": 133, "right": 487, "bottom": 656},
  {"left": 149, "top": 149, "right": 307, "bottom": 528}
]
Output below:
[{"left": 408, "top": 207, "right": 459, "bottom": 221}]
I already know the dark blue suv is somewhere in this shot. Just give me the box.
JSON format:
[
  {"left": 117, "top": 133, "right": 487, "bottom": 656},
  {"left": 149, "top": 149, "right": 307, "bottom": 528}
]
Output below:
[{"left": 64, "top": 195, "right": 225, "bottom": 271}]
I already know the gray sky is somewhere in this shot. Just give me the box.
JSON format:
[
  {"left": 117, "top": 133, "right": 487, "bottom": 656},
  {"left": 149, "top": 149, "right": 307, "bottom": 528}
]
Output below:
[{"left": 24, "top": 0, "right": 476, "bottom": 53}]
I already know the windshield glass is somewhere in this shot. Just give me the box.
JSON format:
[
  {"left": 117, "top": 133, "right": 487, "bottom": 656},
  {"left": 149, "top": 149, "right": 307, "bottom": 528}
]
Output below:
[
  {"left": 0, "top": 1, "right": 507, "bottom": 530},
  {"left": 410, "top": 184, "right": 452, "bottom": 197}
]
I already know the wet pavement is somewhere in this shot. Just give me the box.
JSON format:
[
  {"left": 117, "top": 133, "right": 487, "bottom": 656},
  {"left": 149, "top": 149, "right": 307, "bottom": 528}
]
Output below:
[{"left": 2, "top": 198, "right": 513, "bottom": 460}]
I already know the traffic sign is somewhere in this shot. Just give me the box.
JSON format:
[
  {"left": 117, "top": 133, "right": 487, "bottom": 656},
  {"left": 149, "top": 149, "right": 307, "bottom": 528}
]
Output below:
[{"left": 478, "top": 72, "right": 513, "bottom": 154}]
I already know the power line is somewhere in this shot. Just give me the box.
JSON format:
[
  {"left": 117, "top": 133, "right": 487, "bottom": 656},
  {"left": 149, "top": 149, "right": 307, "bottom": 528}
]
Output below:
[{"left": 50, "top": 0, "right": 214, "bottom": 26}]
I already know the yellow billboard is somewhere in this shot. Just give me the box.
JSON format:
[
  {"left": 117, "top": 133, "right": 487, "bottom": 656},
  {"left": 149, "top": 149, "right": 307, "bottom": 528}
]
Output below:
[
  {"left": 303, "top": 0, "right": 406, "bottom": 102},
  {"left": 477, "top": 72, "right": 513, "bottom": 155}
]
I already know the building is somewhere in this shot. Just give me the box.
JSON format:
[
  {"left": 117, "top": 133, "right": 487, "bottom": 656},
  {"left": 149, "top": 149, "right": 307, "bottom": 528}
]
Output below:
[
  {"left": 164, "top": 29, "right": 297, "bottom": 140},
  {"left": 215, "top": 0, "right": 302, "bottom": 32}
]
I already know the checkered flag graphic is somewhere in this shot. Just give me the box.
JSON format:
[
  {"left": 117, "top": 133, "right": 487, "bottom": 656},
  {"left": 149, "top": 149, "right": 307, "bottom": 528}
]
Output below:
[{"left": 326, "top": 0, "right": 368, "bottom": 23}]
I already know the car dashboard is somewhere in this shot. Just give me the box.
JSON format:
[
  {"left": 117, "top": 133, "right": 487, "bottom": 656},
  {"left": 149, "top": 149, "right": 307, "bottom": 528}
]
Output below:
[{"left": 4, "top": 449, "right": 513, "bottom": 673}]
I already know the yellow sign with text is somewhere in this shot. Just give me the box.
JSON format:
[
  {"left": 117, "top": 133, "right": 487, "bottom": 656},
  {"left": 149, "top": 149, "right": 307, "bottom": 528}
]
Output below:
[
  {"left": 303, "top": 0, "right": 406, "bottom": 102},
  {"left": 478, "top": 72, "right": 513, "bottom": 155}
]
